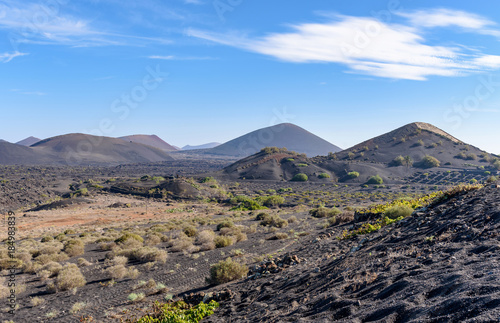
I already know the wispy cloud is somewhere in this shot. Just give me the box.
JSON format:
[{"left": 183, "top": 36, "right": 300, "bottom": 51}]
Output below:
[
  {"left": 188, "top": 10, "right": 500, "bottom": 81},
  {"left": 397, "top": 8, "right": 500, "bottom": 38},
  {"left": 0, "top": 51, "right": 28, "bottom": 63},
  {"left": 0, "top": 2, "right": 171, "bottom": 48},
  {"left": 148, "top": 55, "right": 216, "bottom": 60}
]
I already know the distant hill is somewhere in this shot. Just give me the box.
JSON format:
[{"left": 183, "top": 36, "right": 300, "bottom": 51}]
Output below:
[
  {"left": 0, "top": 139, "right": 8, "bottom": 143},
  {"left": 16, "top": 136, "right": 41, "bottom": 146},
  {"left": 119, "top": 135, "right": 178, "bottom": 151},
  {"left": 182, "top": 142, "right": 220, "bottom": 150},
  {"left": 30, "top": 133, "right": 174, "bottom": 165},
  {"left": 220, "top": 122, "right": 499, "bottom": 183},
  {"left": 208, "top": 123, "right": 341, "bottom": 157},
  {"left": 325, "top": 122, "right": 490, "bottom": 166},
  {"left": 222, "top": 148, "right": 332, "bottom": 181},
  {"left": 0, "top": 141, "right": 53, "bottom": 165},
  {"left": 311, "top": 122, "right": 498, "bottom": 184}
]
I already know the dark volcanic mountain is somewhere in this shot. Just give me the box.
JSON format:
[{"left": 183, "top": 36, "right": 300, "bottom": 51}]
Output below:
[
  {"left": 0, "top": 139, "right": 8, "bottom": 143},
  {"left": 182, "top": 142, "right": 221, "bottom": 150},
  {"left": 119, "top": 134, "right": 178, "bottom": 151},
  {"left": 222, "top": 148, "right": 331, "bottom": 181},
  {"left": 329, "top": 122, "right": 489, "bottom": 165},
  {"left": 0, "top": 141, "right": 53, "bottom": 165},
  {"left": 221, "top": 122, "right": 498, "bottom": 184},
  {"left": 16, "top": 136, "right": 41, "bottom": 146},
  {"left": 208, "top": 123, "right": 341, "bottom": 157},
  {"left": 30, "top": 133, "right": 174, "bottom": 165}
]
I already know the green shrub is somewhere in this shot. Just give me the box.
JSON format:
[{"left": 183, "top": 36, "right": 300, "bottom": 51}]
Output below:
[
  {"left": 296, "top": 163, "right": 308, "bottom": 167},
  {"left": 214, "top": 236, "right": 234, "bottom": 248},
  {"left": 318, "top": 173, "right": 330, "bottom": 179},
  {"left": 115, "top": 233, "right": 144, "bottom": 245},
  {"left": 52, "top": 263, "right": 86, "bottom": 292},
  {"left": 206, "top": 258, "right": 248, "bottom": 285},
  {"left": 486, "top": 176, "right": 498, "bottom": 183},
  {"left": 493, "top": 160, "right": 500, "bottom": 170},
  {"left": 229, "top": 196, "right": 266, "bottom": 211},
  {"left": 367, "top": 175, "right": 383, "bottom": 185},
  {"left": 183, "top": 226, "right": 198, "bottom": 238},
  {"left": 347, "top": 171, "right": 359, "bottom": 179},
  {"left": 291, "top": 173, "right": 308, "bottom": 182},
  {"left": 63, "top": 239, "right": 85, "bottom": 257},
  {"left": 309, "top": 207, "right": 341, "bottom": 218},
  {"left": 383, "top": 205, "right": 414, "bottom": 220},
  {"left": 255, "top": 212, "right": 269, "bottom": 221},
  {"left": 419, "top": 155, "right": 440, "bottom": 168},
  {"left": 128, "top": 292, "right": 145, "bottom": 302},
  {"left": 135, "top": 300, "right": 219, "bottom": 323},
  {"left": 262, "top": 195, "right": 285, "bottom": 208},
  {"left": 216, "top": 220, "right": 234, "bottom": 231},
  {"left": 392, "top": 155, "right": 405, "bottom": 166},
  {"left": 260, "top": 214, "right": 288, "bottom": 228}
]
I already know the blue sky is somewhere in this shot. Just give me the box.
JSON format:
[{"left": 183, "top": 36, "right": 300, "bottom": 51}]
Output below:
[{"left": 1, "top": 0, "right": 500, "bottom": 153}]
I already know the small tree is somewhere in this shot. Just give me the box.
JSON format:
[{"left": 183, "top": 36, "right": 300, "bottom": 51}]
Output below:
[{"left": 403, "top": 156, "right": 413, "bottom": 169}]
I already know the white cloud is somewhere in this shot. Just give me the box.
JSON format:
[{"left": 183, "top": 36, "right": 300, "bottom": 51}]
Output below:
[
  {"left": 188, "top": 12, "right": 500, "bottom": 81},
  {"left": 148, "top": 55, "right": 215, "bottom": 60},
  {"left": 0, "top": 2, "right": 171, "bottom": 47},
  {"left": 398, "top": 8, "right": 493, "bottom": 29},
  {"left": 0, "top": 51, "right": 27, "bottom": 63}
]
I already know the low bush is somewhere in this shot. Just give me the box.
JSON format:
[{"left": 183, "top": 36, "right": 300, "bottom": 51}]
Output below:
[
  {"left": 216, "top": 220, "right": 234, "bottom": 231},
  {"left": 106, "top": 264, "right": 128, "bottom": 280},
  {"left": 229, "top": 196, "right": 266, "bottom": 211},
  {"left": 115, "top": 233, "right": 144, "bottom": 245},
  {"left": 392, "top": 155, "right": 405, "bottom": 166},
  {"left": 52, "top": 263, "right": 86, "bottom": 292},
  {"left": 419, "top": 155, "right": 441, "bottom": 168},
  {"left": 318, "top": 173, "right": 330, "bottom": 179},
  {"left": 367, "top": 175, "right": 383, "bottom": 185},
  {"left": 383, "top": 205, "right": 414, "bottom": 220},
  {"left": 260, "top": 214, "right": 288, "bottom": 228},
  {"left": 183, "top": 226, "right": 198, "bottom": 238},
  {"left": 262, "top": 195, "right": 285, "bottom": 208},
  {"left": 134, "top": 300, "right": 219, "bottom": 323},
  {"left": 487, "top": 176, "right": 498, "bottom": 183},
  {"left": 291, "top": 173, "right": 308, "bottom": 182},
  {"left": 347, "top": 171, "right": 360, "bottom": 179},
  {"left": 309, "top": 207, "right": 341, "bottom": 218},
  {"left": 63, "top": 239, "right": 85, "bottom": 257},
  {"left": 214, "top": 236, "right": 234, "bottom": 248},
  {"left": 206, "top": 258, "right": 248, "bottom": 285}
]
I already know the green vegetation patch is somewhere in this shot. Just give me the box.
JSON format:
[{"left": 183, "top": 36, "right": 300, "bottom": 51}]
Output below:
[{"left": 135, "top": 300, "right": 219, "bottom": 323}]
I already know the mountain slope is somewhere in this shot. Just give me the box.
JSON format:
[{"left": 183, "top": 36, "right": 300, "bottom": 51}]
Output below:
[
  {"left": 207, "top": 184, "right": 500, "bottom": 322},
  {"left": 16, "top": 136, "right": 41, "bottom": 146},
  {"left": 325, "top": 122, "right": 491, "bottom": 166},
  {"left": 209, "top": 123, "right": 341, "bottom": 157},
  {"left": 182, "top": 142, "right": 221, "bottom": 150},
  {"left": 221, "top": 148, "right": 332, "bottom": 181},
  {"left": 0, "top": 142, "right": 54, "bottom": 165},
  {"left": 31, "top": 133, "right": 174, "bottom": 165},
  {"left": 119, "top": 134, "right": 178, "bottom": 151}
]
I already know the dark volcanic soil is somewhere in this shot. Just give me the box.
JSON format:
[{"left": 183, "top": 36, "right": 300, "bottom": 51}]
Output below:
[{"left": 205, "top": 185, "right": 500, "bottom": 322}]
